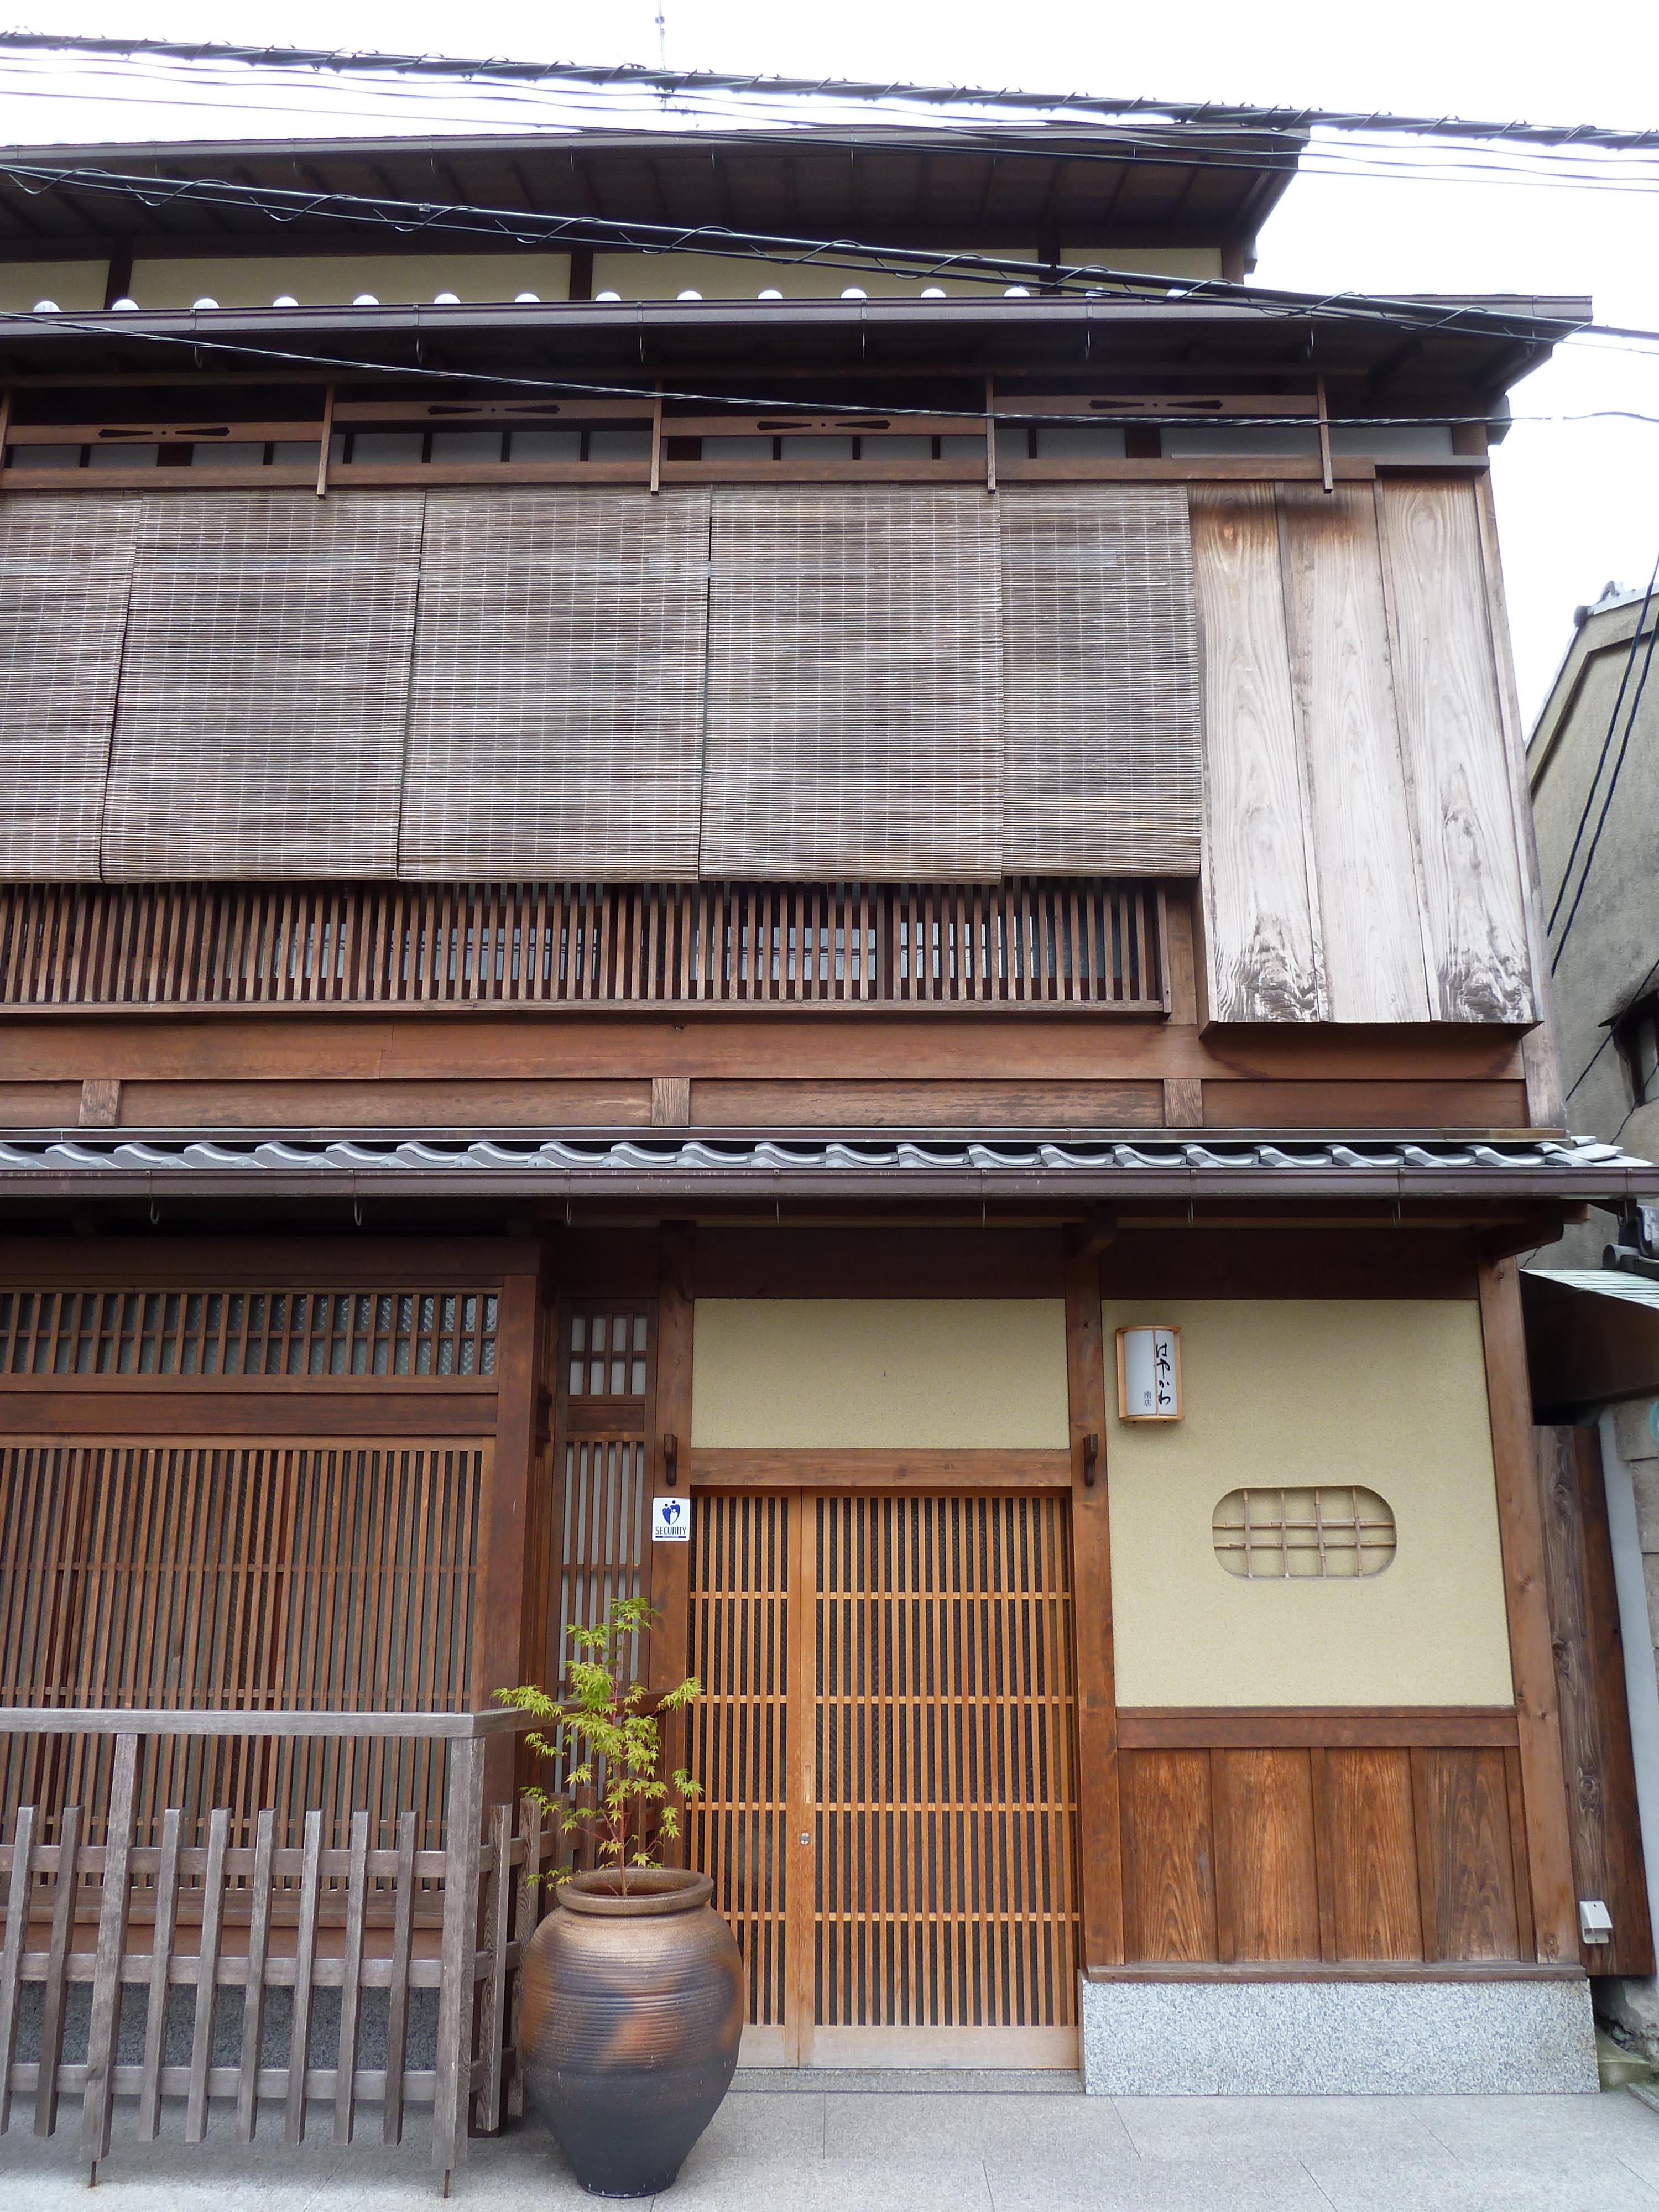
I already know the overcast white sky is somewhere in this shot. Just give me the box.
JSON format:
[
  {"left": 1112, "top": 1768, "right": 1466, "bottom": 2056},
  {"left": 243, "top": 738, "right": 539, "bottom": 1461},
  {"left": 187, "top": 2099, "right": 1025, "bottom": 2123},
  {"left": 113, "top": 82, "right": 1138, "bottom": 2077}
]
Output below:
[{"left": 1, "top": 0, "right": 1655, "bottom": 726}]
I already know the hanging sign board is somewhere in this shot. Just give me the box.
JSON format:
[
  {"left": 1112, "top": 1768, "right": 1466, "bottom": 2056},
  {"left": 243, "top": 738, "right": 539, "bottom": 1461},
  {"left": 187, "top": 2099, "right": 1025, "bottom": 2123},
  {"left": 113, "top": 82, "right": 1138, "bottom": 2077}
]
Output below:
[
  {"left": 652, "top": 1495, "right": 692, "bottom": 1542},
  {"left": 1116, "top": 1325, "right": 1183, "bottom": 1422}
]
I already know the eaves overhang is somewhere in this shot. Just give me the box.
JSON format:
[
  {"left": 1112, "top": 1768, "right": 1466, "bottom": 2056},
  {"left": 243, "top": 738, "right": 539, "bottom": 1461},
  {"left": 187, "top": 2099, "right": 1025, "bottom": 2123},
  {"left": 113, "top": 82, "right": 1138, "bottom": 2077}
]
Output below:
[{"left": 0, "top": 1133, "right": 1650, "bottom": 1207}]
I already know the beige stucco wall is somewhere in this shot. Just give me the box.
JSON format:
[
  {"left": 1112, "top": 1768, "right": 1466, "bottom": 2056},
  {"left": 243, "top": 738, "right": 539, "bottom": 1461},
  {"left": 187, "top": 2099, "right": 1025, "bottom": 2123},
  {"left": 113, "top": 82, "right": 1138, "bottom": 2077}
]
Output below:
[
  {"left": 691, "top": 1299, "right": 1070, "bottom": 1449},
  {"left": 0, "top": 261, "right": 107, "bottom": 312},
  {"left": 127, "top": 254, "right": 573, "bottom": 309},
  {"left": 1105, "top": 1298, "right": 1515, "bottom": 1708}
]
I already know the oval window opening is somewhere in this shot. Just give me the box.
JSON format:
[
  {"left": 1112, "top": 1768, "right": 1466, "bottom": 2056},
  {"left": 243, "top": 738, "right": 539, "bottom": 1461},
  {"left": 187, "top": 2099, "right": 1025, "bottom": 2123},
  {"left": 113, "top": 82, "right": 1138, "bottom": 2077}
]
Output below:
[{"left": 1213, "top": 1485, "right": 1395, "bottom": 1579}]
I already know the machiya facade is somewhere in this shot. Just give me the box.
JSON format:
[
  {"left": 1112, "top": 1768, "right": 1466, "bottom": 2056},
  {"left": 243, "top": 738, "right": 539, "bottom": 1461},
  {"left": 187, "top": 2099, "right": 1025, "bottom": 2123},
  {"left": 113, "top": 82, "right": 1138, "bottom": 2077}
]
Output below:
[{"left": 0, "top": 116, "right": 1655, "bottom": 2132}]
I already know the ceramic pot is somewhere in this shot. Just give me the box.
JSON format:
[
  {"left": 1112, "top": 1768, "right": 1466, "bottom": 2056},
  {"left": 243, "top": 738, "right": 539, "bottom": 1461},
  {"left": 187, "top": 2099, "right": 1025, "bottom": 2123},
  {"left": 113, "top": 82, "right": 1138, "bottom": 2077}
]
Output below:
[{"left": 518, "top": 1867, "right": 744, "bottom": 2198}]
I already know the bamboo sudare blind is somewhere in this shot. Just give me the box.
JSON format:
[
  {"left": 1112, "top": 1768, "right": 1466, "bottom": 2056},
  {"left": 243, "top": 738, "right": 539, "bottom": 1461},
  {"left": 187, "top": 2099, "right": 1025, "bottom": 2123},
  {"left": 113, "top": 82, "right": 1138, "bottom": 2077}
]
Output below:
[
  {"left": 100, "top": 492, "right": 424, "bottom": 882},
  {"left": 400, "top": 489, "right": 712, "bottom": 880},
  {"left": 0, "top": 497, "right": 138, "bottom": 883},
  {"left": 699, "top": 487, "right": 1005, "bottom": 880},
  {"left": 0, "top": 1437, "right": 483, "bottom": 1849},
  {"left": 999, "top": 488, "right": 1203, "bottom": 874}
]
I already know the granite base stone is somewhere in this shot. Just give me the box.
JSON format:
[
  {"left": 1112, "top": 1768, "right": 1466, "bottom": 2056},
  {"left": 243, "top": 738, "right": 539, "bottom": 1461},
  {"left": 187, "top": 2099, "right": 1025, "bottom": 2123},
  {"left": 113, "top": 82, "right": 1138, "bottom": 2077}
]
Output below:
[{"left": 1080, "top": 1975, "right": 1599, "bottom": 2094}]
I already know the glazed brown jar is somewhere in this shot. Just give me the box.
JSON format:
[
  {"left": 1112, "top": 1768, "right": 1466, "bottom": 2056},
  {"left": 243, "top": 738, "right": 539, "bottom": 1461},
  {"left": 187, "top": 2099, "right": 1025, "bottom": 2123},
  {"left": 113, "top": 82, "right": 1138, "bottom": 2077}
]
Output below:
[{"left": 518, "top": 1867, "right": 745, "bottom": 2198}]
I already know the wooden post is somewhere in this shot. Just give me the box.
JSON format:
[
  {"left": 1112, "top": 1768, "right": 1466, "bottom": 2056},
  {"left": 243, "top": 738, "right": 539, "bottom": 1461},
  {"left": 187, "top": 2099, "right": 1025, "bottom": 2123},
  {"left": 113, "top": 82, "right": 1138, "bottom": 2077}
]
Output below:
[
  {"left": 1477, "top": 1251, "right": 1579, "bottom": 1961},
  {"left": 479, "top": 1248, "right": 545, "bottom": 1808},
  {"left": 81, "top": 1730, "right": 138, "bottom": 2172},
  {"left": 1064, "top": 1244, "right": 1124, "bottom": 1970},
  {"left": 434, "top": 1733, "right": 484, "bottom": 2186},
  {"left": 651, "top": 1222, "right": 696, "bottom": 1865},
  {"left": 316, "top": 383, "right": 335, "bottom": 498}
]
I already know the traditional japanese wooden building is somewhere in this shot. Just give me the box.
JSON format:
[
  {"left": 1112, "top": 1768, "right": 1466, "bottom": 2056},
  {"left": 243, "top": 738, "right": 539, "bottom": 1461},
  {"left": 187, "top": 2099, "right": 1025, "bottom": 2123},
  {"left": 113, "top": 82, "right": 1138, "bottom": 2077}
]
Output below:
[{"left": 0, "top": 105, "right": 1654, "bottom": 2118}]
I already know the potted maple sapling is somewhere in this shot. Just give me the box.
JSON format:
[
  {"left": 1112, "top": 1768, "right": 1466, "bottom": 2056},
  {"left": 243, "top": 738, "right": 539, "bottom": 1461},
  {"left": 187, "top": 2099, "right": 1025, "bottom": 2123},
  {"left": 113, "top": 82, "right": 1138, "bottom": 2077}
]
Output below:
[{"left": 499, "top": 1597, "right": 743, "bottom": 2199}]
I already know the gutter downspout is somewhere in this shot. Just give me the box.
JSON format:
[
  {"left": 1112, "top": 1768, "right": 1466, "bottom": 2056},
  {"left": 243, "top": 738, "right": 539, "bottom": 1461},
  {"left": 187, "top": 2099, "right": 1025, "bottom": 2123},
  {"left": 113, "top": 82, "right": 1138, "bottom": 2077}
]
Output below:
[{"left": 1598, "top": 1407, "right": 1659, "bottom": 1945}]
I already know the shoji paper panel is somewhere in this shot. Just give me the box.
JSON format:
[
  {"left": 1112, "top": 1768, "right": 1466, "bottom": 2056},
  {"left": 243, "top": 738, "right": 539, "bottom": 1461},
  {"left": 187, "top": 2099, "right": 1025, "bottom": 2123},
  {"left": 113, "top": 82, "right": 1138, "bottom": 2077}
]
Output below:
[
  {"left": 700, "top": 487, "right": 1004, "bottom": 880},
  {"left": 1377, "top": 479, "right": 1535, "bottom": 1022},
  {"left": 401, "top": 489, "right": 711, "bottom": 880},
  {"left": 1190, "top": 486, "right": 1321, "bottom": 1022},
  {"left": 1000, "top": 487, "right": 1202, "bottom": 873},
  {"left": 101, "top": 492, "right": 424, "bottom": 880},
  {"left": 0, "top": 497, "right": 138, "bottom": 881},
  {"left": 1278, "top": 486, "right": 1432, "bottom": 1024}
]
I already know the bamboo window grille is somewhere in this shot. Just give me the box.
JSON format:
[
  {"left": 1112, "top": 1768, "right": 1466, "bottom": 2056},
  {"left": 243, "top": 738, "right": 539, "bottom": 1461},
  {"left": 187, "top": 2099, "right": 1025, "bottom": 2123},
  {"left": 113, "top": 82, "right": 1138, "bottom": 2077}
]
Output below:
[{"left": 1211, "top": 1486, "right": 1398, "bottom": 1579}]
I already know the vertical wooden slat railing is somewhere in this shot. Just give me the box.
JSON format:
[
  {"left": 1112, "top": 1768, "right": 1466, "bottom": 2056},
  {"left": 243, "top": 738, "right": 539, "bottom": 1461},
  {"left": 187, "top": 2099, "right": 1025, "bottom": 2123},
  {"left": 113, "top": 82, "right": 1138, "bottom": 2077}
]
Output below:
[
  {"left": 0, "top": 1708, "right": 549, "bottom": 2193},
  {"left": 0, "top": 880, "right": 1165, "bottom": 1010}
]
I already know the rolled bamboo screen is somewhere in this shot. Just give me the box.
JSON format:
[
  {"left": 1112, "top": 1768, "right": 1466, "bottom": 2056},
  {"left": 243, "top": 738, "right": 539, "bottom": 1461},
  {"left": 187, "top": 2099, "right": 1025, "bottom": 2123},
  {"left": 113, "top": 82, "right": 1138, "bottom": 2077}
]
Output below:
[
  {"left": 699, "top": 486, "right": 1006, "bottom": 879},
  {"left": 400, "top": 489, "right": 713, "bottom": 880},
  {"left": 999, "top": 487, "right": 1202, "bottom": 873},
  {"left": 0, "top": 497, "right": 138, "bottom": 883},
  {"left": 100, "top": 492, "right": 425, "bottom": 881}
]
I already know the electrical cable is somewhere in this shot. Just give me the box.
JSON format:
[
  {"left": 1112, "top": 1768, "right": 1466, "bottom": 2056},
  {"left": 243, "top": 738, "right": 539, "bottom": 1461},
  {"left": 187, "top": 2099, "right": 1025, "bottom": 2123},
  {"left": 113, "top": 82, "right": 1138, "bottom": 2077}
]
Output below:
[
  {"left": 1552, "top": 608, "right": 1659, "bottom": 972},
  {"left": 1, "top": 34, "right": 1655, "bottom": 154},
  {"left": 1546, "top": 555, "right": 1659, "bottom": 932}
]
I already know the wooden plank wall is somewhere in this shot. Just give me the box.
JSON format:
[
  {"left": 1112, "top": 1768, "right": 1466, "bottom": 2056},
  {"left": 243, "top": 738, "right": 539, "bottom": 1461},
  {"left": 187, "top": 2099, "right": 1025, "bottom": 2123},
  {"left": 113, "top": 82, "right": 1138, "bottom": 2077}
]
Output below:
[
  {"left": 1117, "top": 1714, "right": 1533, "bottom": 1963},
  {"left": 1534, "top": 1424, "right": 1655, "bottom": 1976},
  {"left": 1192, "top": 478, "right": 1537, "bottom": 1030}
]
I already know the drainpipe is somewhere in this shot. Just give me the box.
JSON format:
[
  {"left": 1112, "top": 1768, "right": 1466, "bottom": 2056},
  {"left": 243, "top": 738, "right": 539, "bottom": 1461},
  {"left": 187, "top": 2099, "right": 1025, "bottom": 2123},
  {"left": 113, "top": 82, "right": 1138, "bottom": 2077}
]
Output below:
[{"left": 1599, "top": 1405, "right": 1659, "bottom": 2039}]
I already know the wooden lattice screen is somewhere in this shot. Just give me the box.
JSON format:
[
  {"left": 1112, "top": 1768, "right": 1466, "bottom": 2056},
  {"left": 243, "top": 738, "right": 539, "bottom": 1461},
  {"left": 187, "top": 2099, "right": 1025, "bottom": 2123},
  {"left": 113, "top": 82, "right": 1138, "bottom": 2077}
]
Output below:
[
  {"left": 0, "top": 1438, "right": 484, "bottom": 1849},
  {"left": 0, "top": 1287, "right": 498, "bottom": 1378},
  {"left": 688, "top": 1493, "right": 790, "bottom": 2034},
  {"left": 687, "top": 1489, "right": 1081, "bottom": 2057},
  {"left": 814, "top": 1493, "right": 1080, "bottom": 2034},
  {"left": 0, "top": 879, "right": 1164, "bottom": 1011}
]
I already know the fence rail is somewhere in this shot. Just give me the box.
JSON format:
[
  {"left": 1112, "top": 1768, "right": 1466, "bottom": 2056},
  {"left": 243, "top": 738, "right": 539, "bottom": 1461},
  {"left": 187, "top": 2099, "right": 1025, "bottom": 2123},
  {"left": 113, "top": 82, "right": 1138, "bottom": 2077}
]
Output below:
[
  {"left": 0, "top": 879, "right": 1166, "bottom": 1013},
  {"left": 0, "top": 1708, "right": 546, "bottom": 2192}
]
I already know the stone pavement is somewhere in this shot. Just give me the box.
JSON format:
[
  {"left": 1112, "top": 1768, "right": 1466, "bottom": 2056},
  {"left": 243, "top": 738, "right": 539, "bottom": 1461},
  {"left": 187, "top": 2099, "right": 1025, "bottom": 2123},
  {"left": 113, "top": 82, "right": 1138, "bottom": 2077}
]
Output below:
[{"left": 7, "top": 2077, "right": 1659, "bottom": 2209}]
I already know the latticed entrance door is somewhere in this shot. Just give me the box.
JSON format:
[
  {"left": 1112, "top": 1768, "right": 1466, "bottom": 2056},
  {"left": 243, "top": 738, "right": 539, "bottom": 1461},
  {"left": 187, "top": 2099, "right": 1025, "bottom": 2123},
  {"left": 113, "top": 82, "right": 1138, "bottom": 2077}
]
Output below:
[{"left": 688, "top": 1490, "right": 1080, "bottom": 2067}]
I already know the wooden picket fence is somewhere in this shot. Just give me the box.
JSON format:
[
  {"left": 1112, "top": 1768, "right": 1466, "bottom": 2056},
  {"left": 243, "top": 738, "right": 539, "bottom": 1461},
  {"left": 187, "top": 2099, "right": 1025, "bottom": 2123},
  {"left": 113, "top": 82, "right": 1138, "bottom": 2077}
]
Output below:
[{"left": 0, "top": 1708, "right": 550, "bottom": 2193}]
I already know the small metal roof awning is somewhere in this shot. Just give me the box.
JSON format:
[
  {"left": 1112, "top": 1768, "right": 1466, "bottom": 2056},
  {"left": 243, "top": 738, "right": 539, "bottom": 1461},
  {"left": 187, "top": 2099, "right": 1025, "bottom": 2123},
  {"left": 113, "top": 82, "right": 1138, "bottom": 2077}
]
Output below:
[
  {"left": 0, "top": 1132, "right": 1652, "bottom": 1205},
  {"left": 1523, "top": 1267, "right": 1659, "bottom": 1416}
]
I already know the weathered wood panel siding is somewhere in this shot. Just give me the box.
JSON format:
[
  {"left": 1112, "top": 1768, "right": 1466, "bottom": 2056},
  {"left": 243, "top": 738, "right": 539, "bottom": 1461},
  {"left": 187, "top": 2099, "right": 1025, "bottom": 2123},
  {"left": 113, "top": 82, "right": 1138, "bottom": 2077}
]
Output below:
[
  {"left": 1376, "top": 480, "right": 1535, "bottom": 1022},
  {"left": 1193, "top": 478, "right": 1536, "bottom": 1027},
  {"left": 1278, "top": 486, "right": 1432, "bottom": 1024},
  {"left": 1190, "top": 487, "right": 1321, "bottom": 1022}
]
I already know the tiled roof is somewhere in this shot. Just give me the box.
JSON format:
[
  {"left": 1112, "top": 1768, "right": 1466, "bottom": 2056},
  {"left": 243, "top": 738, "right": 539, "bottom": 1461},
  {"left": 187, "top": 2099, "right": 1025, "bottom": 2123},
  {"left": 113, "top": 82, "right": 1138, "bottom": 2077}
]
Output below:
[{"left": 0, "top": 1131, "right": 1652, "bottom": 1203}]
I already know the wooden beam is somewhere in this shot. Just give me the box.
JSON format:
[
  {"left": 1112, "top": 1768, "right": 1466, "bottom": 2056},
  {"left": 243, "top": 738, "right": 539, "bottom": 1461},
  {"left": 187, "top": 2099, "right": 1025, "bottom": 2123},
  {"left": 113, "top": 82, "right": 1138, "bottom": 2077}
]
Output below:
[
  {"left": 651, "top": 1222, "right": 696, "bottom": 1864},
  {"left": 477, "top": 1254, "right": 544, "bottom": 1808},
  {"left": 1064, "top": 1243, "right": 1123, "bottom": 1970},
  {"left": 1477, "top": 1253, "right": 1579, "bottom": 1961},
  {"left": 688, "top": 1447, "right": 1071, "bottom": 1490}
]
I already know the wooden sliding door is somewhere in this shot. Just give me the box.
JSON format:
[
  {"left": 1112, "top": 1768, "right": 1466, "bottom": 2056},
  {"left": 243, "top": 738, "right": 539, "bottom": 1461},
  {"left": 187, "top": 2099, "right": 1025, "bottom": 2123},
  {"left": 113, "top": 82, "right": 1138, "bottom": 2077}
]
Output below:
[{"left": 688, "top": 1489, "right": 1080, "bottom": 2068}]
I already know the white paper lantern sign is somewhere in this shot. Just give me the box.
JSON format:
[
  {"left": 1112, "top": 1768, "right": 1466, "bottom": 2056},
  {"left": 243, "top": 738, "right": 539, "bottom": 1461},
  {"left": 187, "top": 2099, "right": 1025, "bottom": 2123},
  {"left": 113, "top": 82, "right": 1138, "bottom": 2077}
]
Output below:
[{"left": 1116, "top": 1325, "right": 1182, "bottom": 1422}]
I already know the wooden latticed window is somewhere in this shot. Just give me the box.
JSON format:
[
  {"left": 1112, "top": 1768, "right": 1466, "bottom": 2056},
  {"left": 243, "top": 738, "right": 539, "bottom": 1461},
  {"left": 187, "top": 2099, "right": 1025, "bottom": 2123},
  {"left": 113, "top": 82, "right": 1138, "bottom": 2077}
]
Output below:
[
  {"left": 0, "top": 1287, "right": 497, "bottom": 1377},
  {"left": 1212, "top": 1486, "right": 1397, "bottom": 1579},
  {"left": 0, "top": 1438, "right": 483, "bottom": 1849},
  {"left": 550, "top": 1306, "right": 655, "bottom": 1699}
]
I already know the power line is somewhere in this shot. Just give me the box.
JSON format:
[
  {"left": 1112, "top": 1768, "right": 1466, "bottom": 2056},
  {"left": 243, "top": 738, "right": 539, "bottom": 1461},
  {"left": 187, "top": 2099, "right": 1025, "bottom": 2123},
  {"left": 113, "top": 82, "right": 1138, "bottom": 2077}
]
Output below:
[
  {"left": 0, "top": 160, "right": 1606, "bottom": 352},
  {"left": 1, "top": 34, "right": 1654, "bottom": 153}
]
